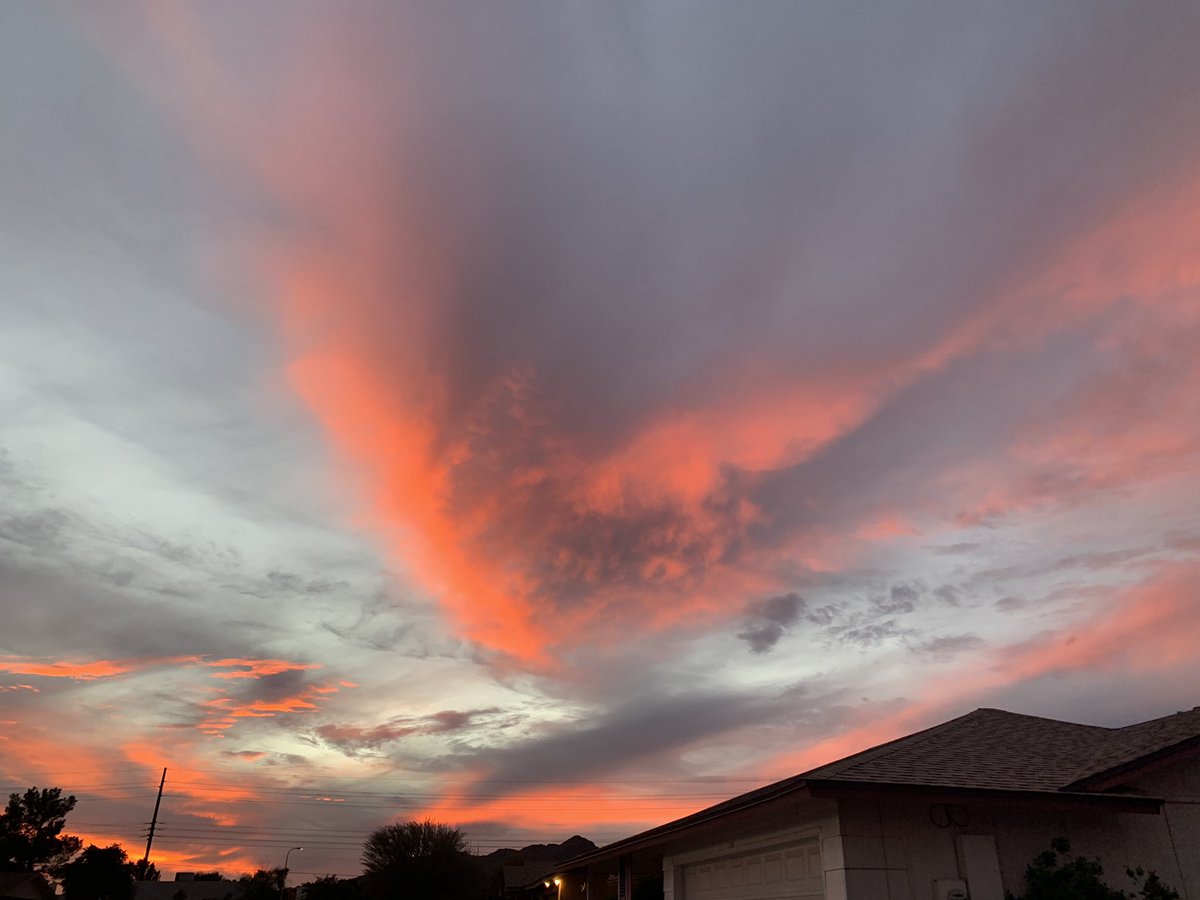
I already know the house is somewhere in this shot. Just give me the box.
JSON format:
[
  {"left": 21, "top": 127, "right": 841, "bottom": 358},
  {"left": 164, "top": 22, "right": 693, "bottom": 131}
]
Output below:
[
  {"left": 487, "top": 835, "right": 599, "bottom": 899},
  {"left": 132, "top": 876, "right": 238, "bottom": 900},
  {"left": 553, "top": 706, "right": 1200, "bottom": 900},
  {"left": 0, "top": 873, "right": 54, "bottom": 900},
  {"left": 501, "top": 863, "right": 559, "bottom": 899}
]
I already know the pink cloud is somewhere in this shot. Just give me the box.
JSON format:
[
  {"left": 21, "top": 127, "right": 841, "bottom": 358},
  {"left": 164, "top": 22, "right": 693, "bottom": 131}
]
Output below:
[{"left": 82, "top": 5, "right": 1200, "bottom": 680}]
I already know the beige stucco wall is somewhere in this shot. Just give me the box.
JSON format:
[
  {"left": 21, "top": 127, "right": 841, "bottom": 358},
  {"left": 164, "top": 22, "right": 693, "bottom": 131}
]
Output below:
[
  {"left": 1128, "top": 758, "right": 1200, "bottom": 899},
  {"left": 836, "top": 778, "right": 1196, "bottom": 900}
]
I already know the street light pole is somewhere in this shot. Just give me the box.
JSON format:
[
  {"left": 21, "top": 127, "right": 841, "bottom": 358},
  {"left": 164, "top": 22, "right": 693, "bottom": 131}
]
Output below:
[{"left": 279, "top": 847, "right": 303, "bottom": 900}]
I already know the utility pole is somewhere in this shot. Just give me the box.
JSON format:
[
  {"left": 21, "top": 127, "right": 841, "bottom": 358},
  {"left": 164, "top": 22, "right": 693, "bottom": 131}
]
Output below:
[{"left": 140, "top": 768, "right": 167, "bottom": 875}]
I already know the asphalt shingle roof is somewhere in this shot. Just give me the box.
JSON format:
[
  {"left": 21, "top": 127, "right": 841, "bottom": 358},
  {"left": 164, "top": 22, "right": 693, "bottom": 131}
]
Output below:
[{"left": 804, "top": 706, "right": 1200, "bottom": 792}]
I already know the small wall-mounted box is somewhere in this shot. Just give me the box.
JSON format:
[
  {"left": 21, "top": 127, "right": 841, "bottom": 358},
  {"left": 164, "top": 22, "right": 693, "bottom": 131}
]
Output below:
[{"left": 933, "top": 879, "right": 969, "bottom": 900}]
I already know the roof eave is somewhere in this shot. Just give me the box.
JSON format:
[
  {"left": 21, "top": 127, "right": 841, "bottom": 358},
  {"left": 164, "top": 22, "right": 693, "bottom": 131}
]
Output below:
[
  {"left": 803, "top": 778, "right": 1162, "bottom": 813},
  {"left": 557, "top": 779, "right": 813, "bottom": 870}
]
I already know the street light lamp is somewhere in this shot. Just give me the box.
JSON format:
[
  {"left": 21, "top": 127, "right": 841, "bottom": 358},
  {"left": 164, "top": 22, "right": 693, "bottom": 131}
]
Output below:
[{"left": 279, "top": 847, "right": 303, "bottom": 900}]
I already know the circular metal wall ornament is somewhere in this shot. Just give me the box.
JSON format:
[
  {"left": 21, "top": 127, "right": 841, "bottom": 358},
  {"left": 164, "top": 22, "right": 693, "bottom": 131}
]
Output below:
[
  {"left": 929, "top": 803, "right": 952, "bottom": 827},
  {"left": 928, "top": 802, "right": 971, "bottom": 827}
]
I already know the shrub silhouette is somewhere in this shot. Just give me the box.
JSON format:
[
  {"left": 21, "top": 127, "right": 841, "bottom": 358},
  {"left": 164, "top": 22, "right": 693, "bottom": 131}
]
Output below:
[{"left": 1006, "top": 838, "right": 1178, "bottom": 900}]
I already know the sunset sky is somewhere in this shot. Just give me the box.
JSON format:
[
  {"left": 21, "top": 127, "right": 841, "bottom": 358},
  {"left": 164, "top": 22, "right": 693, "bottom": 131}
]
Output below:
[{"left": 2, "top": 1, "right": 1200, "bottom": 882}]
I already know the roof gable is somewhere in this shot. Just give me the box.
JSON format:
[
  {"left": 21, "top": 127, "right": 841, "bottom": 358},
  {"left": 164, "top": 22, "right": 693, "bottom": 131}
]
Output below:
[{"left": 1065, "top": 706, "right": 1200, "bottom": 790}]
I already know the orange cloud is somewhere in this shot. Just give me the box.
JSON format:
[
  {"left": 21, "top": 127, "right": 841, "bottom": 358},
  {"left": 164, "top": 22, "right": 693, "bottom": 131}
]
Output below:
[
  {"left": 0, "top": 655, "right": 322, "bottom": 685},
  {"left": 118, "top": 741, "right": 261, "bottom": 825},
  {"left": 0, "top": 654, "right": 194, "bottom": 680},
  {"left": 265, "top": 159, "right": 1200, "bottom": 667},
  {"left": 87, "top": 3, "right": 1200, "bottom": 677},
  {"left": 0, "top": 658, "right": 139, "bottom": 680},
  {"left": 204, "top": 659, "right": 322, "bottom": 679},
  {"left": 198, "top": 682, "right": 344, "bottom": 735},
  {"left": 282, "top": 318, "right": 924, "bottom": 664},
  {"left": 0, "top": 730, "right": 122, "bottom": 789},
  {"left": 407, "top": 776, "right": 714, "bottom": 836}
]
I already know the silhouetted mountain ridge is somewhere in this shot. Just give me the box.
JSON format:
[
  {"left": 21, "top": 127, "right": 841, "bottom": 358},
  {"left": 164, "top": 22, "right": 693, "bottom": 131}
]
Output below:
[{"left": 478, "top": 834, "right": 596, "bottom": 866}]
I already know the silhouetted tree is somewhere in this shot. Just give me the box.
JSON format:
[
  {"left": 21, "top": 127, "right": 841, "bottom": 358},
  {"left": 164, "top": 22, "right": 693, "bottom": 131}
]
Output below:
[
  {"left": 237, "top": 869, "right": 285, "bottom": 900},
  {"left": 360, "top": 821, "right": 478, "bottom": 900},
  {"left": 302, "top": 875, "right": 362, "bottom": 900},
  {"left": 60, "top": 844, "right": 136, "bottom": 900},
  {"left": 0, "top": 787, "right": 83, "bottom": 872},
  {"left": 131, "top": 859, "right": 160, "bottom": 881}
]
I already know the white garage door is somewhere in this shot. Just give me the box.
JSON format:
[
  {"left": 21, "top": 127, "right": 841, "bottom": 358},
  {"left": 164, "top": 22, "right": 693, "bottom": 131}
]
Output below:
[{"left": 683, "top": 839, "right": 823, "bottom": 900}]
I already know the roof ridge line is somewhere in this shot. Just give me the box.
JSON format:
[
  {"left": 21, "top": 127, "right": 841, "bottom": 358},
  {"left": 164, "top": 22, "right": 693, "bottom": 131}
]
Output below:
[
  {"left": 803, "top": 708, "right": 990, "bottom": 777},
  {"left": 973, "top": 707, "right": 1116, "bottom": 731},
  {"left": 1115, "top": 706, "right": 1200, "bottom": 731}
]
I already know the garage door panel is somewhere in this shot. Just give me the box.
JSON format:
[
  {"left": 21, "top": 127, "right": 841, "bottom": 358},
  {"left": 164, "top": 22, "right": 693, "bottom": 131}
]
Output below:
[{"left": 683, "top": 839, "right": 822, "bottom": 900}]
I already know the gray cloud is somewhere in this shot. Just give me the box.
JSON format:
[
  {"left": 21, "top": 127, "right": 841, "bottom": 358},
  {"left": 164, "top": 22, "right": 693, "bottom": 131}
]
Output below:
[
  {"left": 873, "top": 584, "right": 920, "bottom": 615},
  {"left": 463, "top": 684, "right": 833, "bottom": 794},
  {"left": 830, "top": 620, "right": 915, "bottom": 649},
  {"left": 737, "top": 592, "right": 804, "bottom": 654},
  {"left": 1166, "top": 531, "right": 1200, "bottom": 554},
  {"left": 0, "top": 508, "right": 72, "bottom": 552},
  {"left": 319, "top": 594, "right": 421, "bottom": 654},
  {"left": 996, "top": 596, "right": 1029, "bottom": 614},
  {"left": 973, "top": 546, "right": 1157, "bottom": 584},
  {"left": 913, "top": 634, "right": 988, "bottom": 662},
  {"left": 930, "top": 543, "right": 981, "bottom": 556},
  {"left": 314, "top": 708, "right": 508, "bottom": 756},
  {"left": 933, "top": 584, "right": 963, "bottom": 607}
]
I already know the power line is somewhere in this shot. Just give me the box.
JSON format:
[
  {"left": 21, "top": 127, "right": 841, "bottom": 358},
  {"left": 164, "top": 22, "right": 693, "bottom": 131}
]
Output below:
[
  {"left": 67, "top": 821, "right": 627, "bottom": 841},
  {"left": 66, "top": 799, "right": 711, "bottom": 814},
  {"left": 150, "top": 825, "right": 625, "bottom": 838},
  {"left": 50, "top": 784, "right": 733, "bottom": 802},
  {"left": 0, "top": 770, "right": 772, "bottom": 786},
  {"left": 2, "top": 783, "right": 740, "bottom": 801}
]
